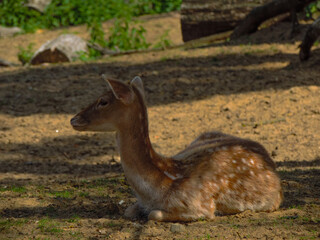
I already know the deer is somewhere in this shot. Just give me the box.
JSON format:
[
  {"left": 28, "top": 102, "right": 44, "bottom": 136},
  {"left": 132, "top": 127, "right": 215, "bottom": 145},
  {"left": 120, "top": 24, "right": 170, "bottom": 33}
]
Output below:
[{"left": 70, "top": 76, "right": 283, "bottom": 222}]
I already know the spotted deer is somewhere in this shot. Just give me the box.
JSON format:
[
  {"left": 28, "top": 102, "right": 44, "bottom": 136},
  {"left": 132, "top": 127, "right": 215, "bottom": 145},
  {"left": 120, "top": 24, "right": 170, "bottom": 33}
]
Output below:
[{"left": 70, "top": 76, "right": 283, "bottom": 222}]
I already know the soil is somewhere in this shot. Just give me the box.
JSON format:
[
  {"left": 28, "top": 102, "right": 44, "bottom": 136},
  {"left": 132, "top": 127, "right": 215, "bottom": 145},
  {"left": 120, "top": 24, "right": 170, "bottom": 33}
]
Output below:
[{"left": 0, "top": 12, "right": 320, "bottom": 239}]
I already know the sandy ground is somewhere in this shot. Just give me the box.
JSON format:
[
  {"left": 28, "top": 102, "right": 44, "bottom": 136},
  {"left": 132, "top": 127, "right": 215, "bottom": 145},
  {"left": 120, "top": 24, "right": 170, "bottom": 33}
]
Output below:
[{"left": 0, "top": 12, "right": 319, "bottom": 239}]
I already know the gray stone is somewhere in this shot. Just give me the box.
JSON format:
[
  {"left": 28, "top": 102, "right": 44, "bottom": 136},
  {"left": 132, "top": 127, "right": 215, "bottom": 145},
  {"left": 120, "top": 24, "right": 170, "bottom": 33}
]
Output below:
[{"left": 0, "top": 26, "right": 22, "bottom": 38}]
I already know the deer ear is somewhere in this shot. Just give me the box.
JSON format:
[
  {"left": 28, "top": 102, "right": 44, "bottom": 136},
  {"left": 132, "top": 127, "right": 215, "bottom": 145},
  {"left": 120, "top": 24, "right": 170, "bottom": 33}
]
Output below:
[
  {"left": 130, "top": 76, "right": 145, "bottom": 99},
  {"left": 105, "top": 78, "right": 134, "bottom": 105}
]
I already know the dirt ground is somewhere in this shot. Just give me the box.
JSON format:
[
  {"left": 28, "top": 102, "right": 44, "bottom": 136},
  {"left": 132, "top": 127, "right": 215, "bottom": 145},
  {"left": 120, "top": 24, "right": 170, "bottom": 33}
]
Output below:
[{"left": 0, "top": 12, "right": 320, "bottom": 239}]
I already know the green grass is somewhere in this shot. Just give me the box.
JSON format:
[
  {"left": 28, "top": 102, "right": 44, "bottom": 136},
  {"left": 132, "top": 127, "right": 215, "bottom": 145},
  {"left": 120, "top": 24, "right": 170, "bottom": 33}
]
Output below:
[
  {"left": 0, "top": 0, "right": 182, "bottom": 32},
  {"left": 66, "top": 215, "right": 80, "bottom": 223},
  {"left": 0, "top": 219, "right": 29, "bottom": 231},
  {"left": 37, "top": 217, "right": 63, "bottom": 234},
  {"left": 18, "top": 43, "right": 35, "bottom": 65},
  {"left": 50, "top": 190, "right": 74, "bottom": 199},
  {"left": 153, "top": 30, "right": 172, "bottom": 49},
  {"left": 0, "top": 185, "right": 27, "bottom": 193}
]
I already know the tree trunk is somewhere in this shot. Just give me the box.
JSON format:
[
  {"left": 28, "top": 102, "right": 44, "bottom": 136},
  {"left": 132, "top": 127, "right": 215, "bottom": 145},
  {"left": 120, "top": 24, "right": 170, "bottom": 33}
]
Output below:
[
  {"left": 31, "top": 34, "right": 88, "bottom": 65},
  {"left": 299, "top": 17, "right": 320, "bottom": 60},
  {"left": 180, "top": 0, "right": 271, "bottom": 42},
  {"left": 231, "top": 0, "right": 315, "bottom": 39}
]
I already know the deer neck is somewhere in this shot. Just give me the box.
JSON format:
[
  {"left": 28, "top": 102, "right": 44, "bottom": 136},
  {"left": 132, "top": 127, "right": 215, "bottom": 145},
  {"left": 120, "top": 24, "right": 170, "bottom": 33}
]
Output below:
[{"left": 115, "top": 101, "right": 173, "bottom": 201}]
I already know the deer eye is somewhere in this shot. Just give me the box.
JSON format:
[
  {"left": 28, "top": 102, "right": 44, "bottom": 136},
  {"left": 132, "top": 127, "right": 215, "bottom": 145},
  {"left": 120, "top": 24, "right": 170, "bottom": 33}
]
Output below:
[{"left": 97, "top": 98, "right": 109, "bottom": 108}]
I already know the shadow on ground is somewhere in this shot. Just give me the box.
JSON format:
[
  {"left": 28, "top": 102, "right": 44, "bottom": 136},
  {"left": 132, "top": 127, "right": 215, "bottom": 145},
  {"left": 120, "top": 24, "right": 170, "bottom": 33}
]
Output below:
[
  {"left": 1, "top": 157, "right": 319, "bottom": 219},
  {"left": 0, "top": 50, "right": 319, "bottom": 117}
]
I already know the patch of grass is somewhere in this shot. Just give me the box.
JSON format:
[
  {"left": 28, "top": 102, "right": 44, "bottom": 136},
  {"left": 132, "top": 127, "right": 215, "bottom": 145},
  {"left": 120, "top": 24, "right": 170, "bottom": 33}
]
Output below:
[
  {"left": 269, "top": 45, "right": 279, "bottom": 54},
  {"left": 11, "top": 186, "right": 27, "bottom": 193},
  {"left": 78, "top": 191, "right": 90, "bottom": 198},
  {"left": 230, "top": 223, "right": 241, "bottom": 229},
  {"left": 66, "top": 215, "right": 80, "bottom": 223},
  {"left": 37, "top": 217, "right": 63, "bottom": 234},
  {"left": 289, "top": 205, "right": 303, "bottom": 210},
  {"left": 89, "top": 178, "right": 121, "bottom": 188},
  {"left": 160, "top": 56, "right": 169, "bottom": 62},
  {"left": 0, "top": 218, "right": 28, "bottom": 231},
  {"left": 18, "top": 43, "right": 35, "bottom": 65},
  {"left": 153, "top": 30, "right": 172, "bottom": 49},
  {"left": 50, "top": 190, "right": 74, "bottom": 199},
  {"left": 0, "top": 0, "right": 182, "bottom": 32},
  {"left": 106, "top": 17, "right": 150, "bottom": 51},
  {"left": 0, "top": 185, "right": 27, "bottom": 193}
]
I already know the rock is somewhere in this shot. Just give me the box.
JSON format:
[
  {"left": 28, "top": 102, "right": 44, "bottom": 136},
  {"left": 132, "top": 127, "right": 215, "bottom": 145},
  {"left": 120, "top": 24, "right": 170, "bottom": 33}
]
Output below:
[
  {"left": 0, "top": 58, "right": 19, "bottom": 67},
  {"left": 0, "top": 26, "right": 23, "bottom": 38},
  {"left": 170, "top": 223, "right": 186, "bottom": 233},
  {"left": 26, "top": 0, "right": 52, "bottom": 13},
  {"left": 30, "top": 34, "right": 88, "bottom": 65}
]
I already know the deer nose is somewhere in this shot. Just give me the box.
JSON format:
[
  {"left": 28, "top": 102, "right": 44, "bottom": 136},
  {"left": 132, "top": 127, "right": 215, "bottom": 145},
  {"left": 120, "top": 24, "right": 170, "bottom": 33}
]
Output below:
[{"left": 70, "top": 115, "right": 88, "bottom": 127}]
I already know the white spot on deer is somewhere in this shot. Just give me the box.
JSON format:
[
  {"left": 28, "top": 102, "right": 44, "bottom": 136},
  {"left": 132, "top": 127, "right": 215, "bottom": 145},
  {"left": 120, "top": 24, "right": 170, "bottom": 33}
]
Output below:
[
  {"left": 232, "top": 160, "right": 237, "bottom": 164},
  {"left": 213, "top": 183, "right": 219, "bottom": 190},
  {"left": 210, "top": 201, "right": 215, "bottom": 209},
  {"left": 242, "top": 166, "right": 247, "bottom": 171},
  {"left": 250, "top": 170, "right": 255, "bottom": 176},
  {"left": 164, "top": 171, "right": 182, "bottom": 181},
  {"left": 250, "top": 159, "right": 255, "bottom": 165},
  {"left": 164, "top": 171, "right": 177, "bottom": 180},
  {"left": 229, "top": 173, "right": 235, "bottom": 178},
  {"left": 236, "top": 179, "right": 242, "bottom": 185},
  {"left": 241, "top": 158, "right": 247, "bottom": 164}
]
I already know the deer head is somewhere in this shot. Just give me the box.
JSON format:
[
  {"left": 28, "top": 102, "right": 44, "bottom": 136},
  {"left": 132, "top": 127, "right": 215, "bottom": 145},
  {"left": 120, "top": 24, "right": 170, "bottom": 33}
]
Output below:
[{"left": 70, "top": 76, "right": 145, "bottom": 132}]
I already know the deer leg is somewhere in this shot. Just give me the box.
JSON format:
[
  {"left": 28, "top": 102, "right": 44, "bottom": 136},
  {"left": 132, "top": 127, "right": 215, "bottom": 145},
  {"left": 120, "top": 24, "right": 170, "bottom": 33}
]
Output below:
[
  {"left": 148, "top": 209, "right": 204, "bottom": 222},
  {"left": 124, "top": 202, "right": 142, "bottom": 220}
]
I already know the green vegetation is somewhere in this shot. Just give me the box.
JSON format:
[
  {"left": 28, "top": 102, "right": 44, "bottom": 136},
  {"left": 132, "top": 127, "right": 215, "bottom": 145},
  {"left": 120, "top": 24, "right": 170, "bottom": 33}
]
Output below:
[
  {"left": 0, "top": 185, "right": 27, "bottom": 193},
  {"left": 18, "top": 43, "right": 35, "bottom": 65},
  {"left": 0, "top": 219, "right": 28, "bottom": 232},
  {"left": 1, "top": 0, "right": 182, "bottom": 62},
  {"left": 153, "top": 30, "right": 172, "bottom": 49},
  {"left": 0, "top": 0, "right": 181, "bottom": 32},
  {"left": 38, "top": 217, "right": 63, "bottom": 234},
  {"left": 107, "top": 17, "right": 150, "bottom": 51},
  {"left": 50, "top": 190, "right": 74, "bottom": 199},
  {"left": 306, "top": 1, "right": 320, "bottom": 18}
]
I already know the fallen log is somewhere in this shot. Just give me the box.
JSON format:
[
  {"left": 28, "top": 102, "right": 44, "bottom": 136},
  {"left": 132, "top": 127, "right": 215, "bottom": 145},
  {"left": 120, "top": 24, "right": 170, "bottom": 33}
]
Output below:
[
  {"left": 231, "top": 0, "right": 315, "bottom": 39},
  {"left": 180, "top": 0, "right": 271, "bottom": 42},
  {"left": 31, "top": 34, "right": 88, "bottom": 65},
  {"left": 299, "top": 17, "right": 320, "bottom": 60}
]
